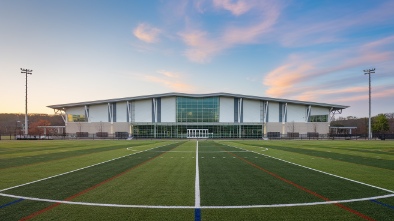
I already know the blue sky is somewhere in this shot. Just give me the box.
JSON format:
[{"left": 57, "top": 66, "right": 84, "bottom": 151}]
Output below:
[{"left": 1, "top": 0, "right": 393, "bottom": 118}]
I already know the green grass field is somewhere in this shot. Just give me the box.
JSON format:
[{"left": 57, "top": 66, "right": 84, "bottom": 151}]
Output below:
[{"left": 0, "top": 140, "right": 393, "bottom": 220}]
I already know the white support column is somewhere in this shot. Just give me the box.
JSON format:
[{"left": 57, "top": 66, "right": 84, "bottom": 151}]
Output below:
[
  {"left": 306, "top": 105, "right": 311, "bottom": 122},
  {"left": 264, "top": 101, "right": 268, "bottom": 137},
  {"left": 264, "top": 101, "right": 269, "bottom": 123},
  {"left": 84, "top": 105, "right": 90, "bottom": 122},
  {"left": 127, "top": 101, "right": 132, "bottom": 123},
  {"left": 152, "top": 98, "right": 157, "bottom": 123},
  {"left": 131, "top": 102, "right": 135, "bottom": 122},
  {"left": 282, "top": 103, "right": 287, "bottom": 135},
  {"left": 108, "top": 103, "right": 113, "bottom": 123},
  {"left": 238, "top": 98, "right": 243, "bottom": 123},
  {"left": 283, "top": 103, "right": 287, "bottom": 123}
]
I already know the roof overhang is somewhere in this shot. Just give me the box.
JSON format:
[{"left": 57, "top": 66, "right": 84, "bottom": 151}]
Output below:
[{"left": 47, "top": 92, "right": 349, "bottom": 110}]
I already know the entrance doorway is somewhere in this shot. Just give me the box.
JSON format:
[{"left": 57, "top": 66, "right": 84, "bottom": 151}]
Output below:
[{"left": 187, "top": 129, "right": 209, "bottom": 138}]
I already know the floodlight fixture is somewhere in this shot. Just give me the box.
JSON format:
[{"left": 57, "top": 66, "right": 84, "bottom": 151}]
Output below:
[
  {"left": 363, "top": 68, "right": 375, "bottom": 140},
  {"left": 21, "top": 68, "right": 33, "bottom": 136}
]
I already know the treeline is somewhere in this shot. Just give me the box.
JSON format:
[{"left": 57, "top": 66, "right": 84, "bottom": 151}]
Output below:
[
  {"left": 332, "top": 113, "right": 394, "bottom": 134},
  {"left": 0, "top": 113, "right": 63, "bottom": 135}
]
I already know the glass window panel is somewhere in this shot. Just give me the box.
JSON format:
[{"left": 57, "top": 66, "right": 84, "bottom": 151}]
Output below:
[{"left": 176, "top": 96, "right": 219, "bottom": 123}]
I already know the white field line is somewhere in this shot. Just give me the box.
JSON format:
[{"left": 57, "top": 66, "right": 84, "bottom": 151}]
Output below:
[
  {"left": 195, "top": 140, "right": 201, "bottom": 208},
  {"left": 0, "top": 192, "right": 393, "bottom": 209},
  {"left": 221, "top": 142, "right": 394, "bottom": 194},
  {"left": 0, "top": 142, "right": 177, "bottom": 192},
  {"left": 147, "top": 151, "right": 249, "bottom": 153},
  {"left": 1, "top": 141, "right": 393, "bottom": 209},
  {"left": 148, "top": 151, "right": 196, "bottom": 152}
]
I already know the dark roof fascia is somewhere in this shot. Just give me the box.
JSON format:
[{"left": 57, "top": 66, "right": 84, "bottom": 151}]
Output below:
[{"left": 47, "top": 92, "right": 349, "bottom": 110}]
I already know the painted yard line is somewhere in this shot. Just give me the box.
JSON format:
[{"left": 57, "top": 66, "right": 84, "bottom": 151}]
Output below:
[
  {"left": 370, "top": 199, "right": 394, "bottom": 210},
  {"left": 0, "top": 198, "right": 24, "bottom": 209},
  {"left": 19, "top": 143, "right": 180, "bottom": 221},
  {"left": 1, "top": 192, "right": 393, "bottom": 209},
  {"left": 223, "top": 149, "right": 375, "bottom": 221},
  {"left": 194, "top": 140, "right": 201, "bottom": 221},
  {"left": 0, "top": 142, "right": 177, "bottom": 192},
  {"left": 223, "top": 142, "right": 394, "bottom": 194},
  {"left": 195, "top": 140, "right": 200, "bottom": 208}
]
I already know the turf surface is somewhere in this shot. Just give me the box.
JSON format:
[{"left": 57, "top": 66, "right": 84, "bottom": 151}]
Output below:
[{"left": 0, "top": 140, "right": 393, "bottom": 220}]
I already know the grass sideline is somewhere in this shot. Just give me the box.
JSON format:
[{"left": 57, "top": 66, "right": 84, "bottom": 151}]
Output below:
[{"left": 0, "top": 140, "right": 393, "bottom": 220}]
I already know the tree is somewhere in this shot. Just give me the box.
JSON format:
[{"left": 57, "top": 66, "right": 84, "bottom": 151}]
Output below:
[
  {"left": 372, "top": 114, "right": 389, "bottom": 133},
  {"left": 29, "top": 120, "right": 51, "bottom": 135}
]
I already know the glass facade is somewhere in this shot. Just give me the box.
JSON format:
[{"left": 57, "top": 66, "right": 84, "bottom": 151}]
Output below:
[
  {"left": 309, "top": 115, "right": 328, "bottom": 122},
  {"left": 132, "top": 124, "right": 263, "bottom": 139},
  {"left": 176, "top": 97, "right": 219, "bottom": 123},
  {"left": 130, "top": 96, "right": 263, "bottom": 139}
]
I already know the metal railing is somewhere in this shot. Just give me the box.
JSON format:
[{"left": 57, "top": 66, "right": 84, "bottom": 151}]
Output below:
[{"left": 1, "top": 133, "right": 393, "bottom": 140}]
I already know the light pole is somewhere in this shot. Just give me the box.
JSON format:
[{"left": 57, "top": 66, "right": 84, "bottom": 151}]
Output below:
[
  {"left": 364, "top": 68, "right": 375, "bottom": 140},
  {"left": 21, "top": 68, "right": 33, "bottom": 136}
]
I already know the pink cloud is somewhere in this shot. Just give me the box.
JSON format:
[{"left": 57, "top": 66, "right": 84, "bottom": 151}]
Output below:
[
  {"left": 222, "top": 6, "right": 279, "bottom": 44},
  {"left": 263, "top": 35, "right": 394, "bottom": 101},
  {"left": 179, "top": 0, "right": 282, "bottom": 62},
  {"left": 373, "top": 88, "right": 394, "bottom": 99},
  {"left": 333, "top": 87, "right": 394, "bottom": 103},
  {"left": 263, "top": 62, "right": 314, "bottom": 97},
  {"left": 178, "top": 30, "right": 220, "bottom": 63},
  {"left": 143, "top": 70, "right": 196, "bottom": 92},
  {"left": 362, "top": 36, "right": 394, "bottom": 49},
  {"left": 278, "top": 1, "right": 394, "bottom": 47},
  {"left": 213, "top": 0, "right": 252, "bottom": 16},
  {"left": 295, "top": 87, "right": 368, "bottom": 102},
  {"left": 157, "top": 70, "right": 179, "bottom": 78},
  {"left": 133, "top": 23, "right": 161, "bottom": 43}
]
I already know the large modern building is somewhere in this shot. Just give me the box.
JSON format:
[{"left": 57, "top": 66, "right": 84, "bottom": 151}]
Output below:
[{"left": 47, "top": 93, "right": 348, "bottom": 139}]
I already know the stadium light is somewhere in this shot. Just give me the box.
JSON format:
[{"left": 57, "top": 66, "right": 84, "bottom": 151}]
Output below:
[
  {"left": 21, "top": 68, "right": 33, "bottom": 136},
  {"left": 363, "top": 68, "right": 375, "bottom": 140}
]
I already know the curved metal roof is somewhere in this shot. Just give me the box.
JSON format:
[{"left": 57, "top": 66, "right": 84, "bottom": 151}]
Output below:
[{"left": 47, "top": 92, "right": 349, "bottom": 110}]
